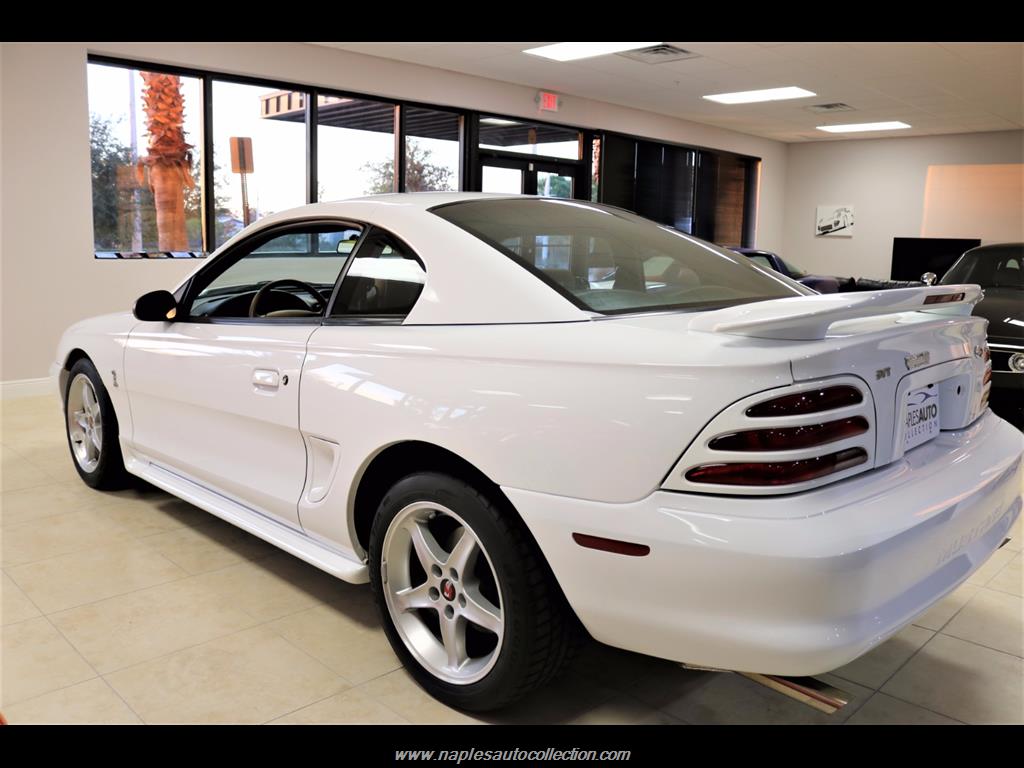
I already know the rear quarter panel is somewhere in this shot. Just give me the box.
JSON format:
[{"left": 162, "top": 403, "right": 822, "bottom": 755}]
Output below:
[{"left": 298, "top": 319, "right": 794, "bottom": 553}]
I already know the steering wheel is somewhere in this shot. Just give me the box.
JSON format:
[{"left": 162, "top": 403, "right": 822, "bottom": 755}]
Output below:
[{"left": 249, "top": 279, "right": 325, "bottom": 318}]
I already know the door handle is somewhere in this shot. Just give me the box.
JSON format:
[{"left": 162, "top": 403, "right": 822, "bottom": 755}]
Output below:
[{"left": 252, "top": 369, "right": 280, "bottom": 389}]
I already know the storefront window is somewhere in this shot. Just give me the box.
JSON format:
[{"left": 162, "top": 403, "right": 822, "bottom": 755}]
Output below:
[
  {"left": 212, "top": 82, "right": 308, "bottom": 247},
  {"left": 404, "top": 106, "right": 460, "bottom": 191},
  {"left": 479, "top": 116, "right": 581, "bottom": 160},
  {"left": 87, "top": 62, "right": 204, "bottom": 257},
  {"left": 318, "top": 96, "right": 396, "bottom": 199}
]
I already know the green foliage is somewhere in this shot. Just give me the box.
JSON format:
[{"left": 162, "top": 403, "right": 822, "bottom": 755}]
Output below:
[
  {"left": 363, "top": 140, "right": 455, "bottom": 194},
  {"left": 541, "top": 174, "right": 571, "bottom": 198},
  {"left": 89, "top": 114, "right": 145, "bottom": 250},
  {"left": 91, "top": 113, "right": 232, "bottom": 253}
]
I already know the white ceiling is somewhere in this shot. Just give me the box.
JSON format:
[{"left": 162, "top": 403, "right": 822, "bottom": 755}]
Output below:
[{"left": 316, "top": 42, "right": 1024, "bottom": 142}]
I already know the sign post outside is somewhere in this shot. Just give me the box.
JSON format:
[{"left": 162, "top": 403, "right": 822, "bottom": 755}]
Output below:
[{"left": 229, "top": 137, "right": 255, "bottom": 226}]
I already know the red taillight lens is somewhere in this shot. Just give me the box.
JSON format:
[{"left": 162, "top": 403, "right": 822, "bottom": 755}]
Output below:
[
  {"left": 686, "top": 448, "right": 868, "bottom": 486},
  {"left": 923, "top": 292, "right": 965, "bottom": 304},
  {"left": 708, "top": 416, "right": 869, "bottom": 452},
  {"left": 745, "top": 386, "right": 862, "bottom": 418}
]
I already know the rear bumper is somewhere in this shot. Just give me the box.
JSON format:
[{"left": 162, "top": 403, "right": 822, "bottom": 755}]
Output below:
[{"left": 506, "top": 411, "right": 1023, "bottom": 675}]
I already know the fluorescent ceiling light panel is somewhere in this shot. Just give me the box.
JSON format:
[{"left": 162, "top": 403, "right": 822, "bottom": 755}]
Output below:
[
  {"left": 817, "top": 121, "right": 912, "bottom": 133},
  {"left": 480, "top": 117, "right": 519, "bottom": 126},
  {"left": 524, "top": 42, "right": 661, "bottom": 62},
  {"left": 703, "top": 86, "right": 816, "bottom": 104}
]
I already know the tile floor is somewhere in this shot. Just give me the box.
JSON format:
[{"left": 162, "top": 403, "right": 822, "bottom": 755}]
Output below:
[{"left": 2, "top": 394, "right": 1022, "bottom": 725}]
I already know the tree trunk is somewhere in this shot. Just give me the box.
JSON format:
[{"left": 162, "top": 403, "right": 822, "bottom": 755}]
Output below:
[
  {"left": 150, "top": 164, "right": 188, "bottom": 251},
  {"left": 139, "top": 72, "right": 193, "bottom": 252}
]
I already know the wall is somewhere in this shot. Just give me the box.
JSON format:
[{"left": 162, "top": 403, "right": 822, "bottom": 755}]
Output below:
[
  {"left": 0, "top": 42, "right": 788, "bottom": 382},
  {"left": 782, "top": 130, "right": 1024, "bottom": 279}
]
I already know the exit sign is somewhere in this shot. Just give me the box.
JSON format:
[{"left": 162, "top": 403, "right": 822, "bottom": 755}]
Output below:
[{"left": 538, "top": 91, "right": 560, "bottom": 112}]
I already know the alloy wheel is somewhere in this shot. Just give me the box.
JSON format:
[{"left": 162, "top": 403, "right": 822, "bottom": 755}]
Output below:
[
  {"left": 67, "top": 373, "right": 103, "bottom": 473},
  {"left": 381, "top": 501, "right": 505, "bottom": 685}
]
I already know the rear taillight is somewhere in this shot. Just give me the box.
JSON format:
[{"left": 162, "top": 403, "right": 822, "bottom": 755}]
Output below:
[
  {"left": 923, "top": 292, "right": 965, "bottom": 304},
  {"left": 686, "top": 448, "right": 868, "bottom": 486},
  {"left": 675, "top": 382, "right": 873, "bottom": 492},
  {"left": 745, "top": 385, "right": 862, "bottom": 417},
  {"left": 708, "top": 416, "right": 869, "bottom": 451}
]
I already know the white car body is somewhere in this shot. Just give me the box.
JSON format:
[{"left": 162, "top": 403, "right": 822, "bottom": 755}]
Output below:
[{"left": 54, "top": 193, "right": 1023, "bottom": 678}]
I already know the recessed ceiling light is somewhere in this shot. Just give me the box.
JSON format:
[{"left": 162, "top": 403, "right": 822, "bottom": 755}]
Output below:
[
  {"left": 816, "top": 121, "right": 911, "bottom": 133},
  {"left": 480, "top": 117, "right": 519, "bottom": 126},
  {"left": 703, "top": 86, "right": 816, "bottom": 104},
  {"left": 523, "top": 42, "right": 662, "bottom": 62}
]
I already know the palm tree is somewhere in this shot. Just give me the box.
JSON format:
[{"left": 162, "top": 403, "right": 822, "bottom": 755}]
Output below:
[{"left": 136, "top": 72, "right": 194, "bottom": 251}]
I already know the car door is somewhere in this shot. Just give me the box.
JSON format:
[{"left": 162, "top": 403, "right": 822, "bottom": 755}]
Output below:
[
  {"left": 124, "top": 221, "right": 362, "bottom": 529},
  {"left": 298, "top": 228, "right": 428, "bottom": 548}
]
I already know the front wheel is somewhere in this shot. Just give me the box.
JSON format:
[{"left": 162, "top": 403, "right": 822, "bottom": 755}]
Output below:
[
  {"left": 64, "top": 358, "right": 130, "bottom": 490},
  {"left": 369, "top": 472, "right": 581, "bottom": 711}
]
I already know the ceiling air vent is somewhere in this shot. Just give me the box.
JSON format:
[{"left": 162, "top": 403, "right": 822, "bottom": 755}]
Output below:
[
  {"left": 617, "top": 45, "right": 701, "bottom": 64},
  {"left": 805, "top": 103, "right": 855, "bottom": 113}
]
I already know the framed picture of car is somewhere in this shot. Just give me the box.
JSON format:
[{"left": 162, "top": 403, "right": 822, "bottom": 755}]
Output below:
[{"left": 815, "top": 205, "right": 855, "bottom": 237}]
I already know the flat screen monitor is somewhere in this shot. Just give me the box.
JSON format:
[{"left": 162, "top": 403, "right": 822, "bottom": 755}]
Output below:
[{"left": 891, "top": 237, "right": 981, "bottom": 281}]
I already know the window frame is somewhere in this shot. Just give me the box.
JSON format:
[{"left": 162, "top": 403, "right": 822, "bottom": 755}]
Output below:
[
  {"left": 323, "top": 227, "right": 427, "bottom": 326},
  {"left": 178, "top": 217, "right": 368, "bottom": 325}
]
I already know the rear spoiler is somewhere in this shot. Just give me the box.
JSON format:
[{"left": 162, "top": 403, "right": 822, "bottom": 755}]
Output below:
[{"left": 689, "top": 284, "right": 983, "bottom": 340}]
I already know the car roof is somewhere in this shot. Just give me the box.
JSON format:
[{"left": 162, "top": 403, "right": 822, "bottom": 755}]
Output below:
[
  {"left": 964, "top": 242, "right": 1024, "bottom": 256},
  {"left": 178, "top": 194, "right": 592, "bottom": 326}
]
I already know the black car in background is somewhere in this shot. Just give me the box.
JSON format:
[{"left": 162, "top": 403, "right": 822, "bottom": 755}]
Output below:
[{"left": 939, "top": 243, "right": 1024, "bottom": 430}]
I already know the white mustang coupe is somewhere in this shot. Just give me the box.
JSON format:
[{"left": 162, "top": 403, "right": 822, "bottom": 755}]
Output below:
[{"left": 55, "top": 193, "right": 1023, "bottom": 711}]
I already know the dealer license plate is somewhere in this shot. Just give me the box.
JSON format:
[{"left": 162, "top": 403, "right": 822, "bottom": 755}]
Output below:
[{"left": 903, "top": 384, "right": 940, "bottom": 452}]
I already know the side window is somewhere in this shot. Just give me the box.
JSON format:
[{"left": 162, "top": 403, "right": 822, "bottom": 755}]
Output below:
[
  {"left": 331, "top": 231, "right": 426, "bottom": 318},
  {"left": 188, "top": 225, "right": 362, "bottom": 319}
]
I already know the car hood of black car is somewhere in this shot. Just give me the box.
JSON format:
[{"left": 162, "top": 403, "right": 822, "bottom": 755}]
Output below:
[{"left": 975, "top": 287, "right": 1024, "bottom": 343}]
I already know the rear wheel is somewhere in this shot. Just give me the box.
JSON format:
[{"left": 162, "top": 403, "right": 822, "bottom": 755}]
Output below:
[
  {"left": 369, "top": 472, "right": 581, "bottom": 711},
  {"left": 64, "top": 358, "right": 130, "bottom": 490}
]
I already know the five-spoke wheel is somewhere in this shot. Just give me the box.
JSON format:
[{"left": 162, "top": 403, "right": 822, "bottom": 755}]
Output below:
[
  {"left": 382, "top": 501, "right": 505, "bottom": 684},
  {"left": 67, "top": 372, "right": 104, "bottom": 472},
  {"left": 63, "top": 358, "right": 129, "bottom": 489},
  {"left": 369, "top": 471, "right": 583, "bottom": 711}
]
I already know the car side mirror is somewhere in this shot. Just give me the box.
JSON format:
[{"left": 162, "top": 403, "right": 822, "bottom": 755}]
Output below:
[
  {"left": 133, "top": 290, "right": 178, "bottom": 322},
  {"left": 920, "top": 272, "right": 937, "bottom": 286}
]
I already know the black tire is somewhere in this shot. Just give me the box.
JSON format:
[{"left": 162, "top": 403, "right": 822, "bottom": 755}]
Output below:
[
  {"left": 368, "top": 472, "right": 582, "bottom": 711},
  {"left": 63, "top": 358, "right": 131, "bottom": 490}
]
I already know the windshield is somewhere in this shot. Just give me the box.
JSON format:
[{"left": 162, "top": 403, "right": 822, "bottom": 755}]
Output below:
[
  {"left": 941, "top": 245, "right": 1023, "bottom": 289},
  {"left": 432, "top": 199, "right": 806, "bottom": 314}
]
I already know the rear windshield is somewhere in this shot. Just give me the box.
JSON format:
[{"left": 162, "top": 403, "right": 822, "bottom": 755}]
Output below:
[{"left": 432, "top": 198, "right": 805, "bottom": 314}]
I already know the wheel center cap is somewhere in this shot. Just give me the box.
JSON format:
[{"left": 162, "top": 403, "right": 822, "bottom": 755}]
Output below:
[{"left": 440, "top": 579, "right": 456, "bottom": 601}]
